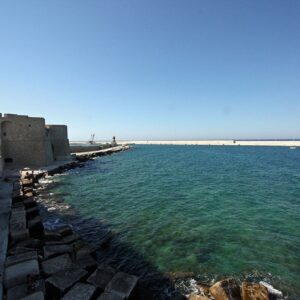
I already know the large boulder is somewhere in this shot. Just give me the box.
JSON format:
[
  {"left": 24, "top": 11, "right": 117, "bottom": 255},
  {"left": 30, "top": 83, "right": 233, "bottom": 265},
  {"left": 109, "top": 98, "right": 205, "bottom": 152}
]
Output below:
[
  {"left": 241, "top": 282, "right": 269, "bottom": 300},
  {"left": 209, "top": 278, "right": 241, "bottom": 300}
]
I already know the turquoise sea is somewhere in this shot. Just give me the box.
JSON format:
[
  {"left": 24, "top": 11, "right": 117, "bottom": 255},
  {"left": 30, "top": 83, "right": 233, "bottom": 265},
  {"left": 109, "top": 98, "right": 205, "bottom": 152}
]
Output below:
[{"left": 39, "top": 145, "right": 300, "bottom": 298}]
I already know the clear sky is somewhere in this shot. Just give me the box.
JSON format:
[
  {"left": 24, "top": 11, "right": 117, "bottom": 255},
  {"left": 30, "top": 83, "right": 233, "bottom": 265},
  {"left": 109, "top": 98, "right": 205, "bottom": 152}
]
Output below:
[{"left": 0, "top": 0, "right": 299, "bottom": 141}]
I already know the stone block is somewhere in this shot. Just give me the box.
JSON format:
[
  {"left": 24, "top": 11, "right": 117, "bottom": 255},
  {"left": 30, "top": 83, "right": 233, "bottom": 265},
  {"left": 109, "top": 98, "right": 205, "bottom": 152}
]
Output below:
[
  {"left": 188, "top": 295, "right": 210, "bottom": 300},
  {"left": 19, "top": 291, "right": 44, "bottom": 300},
  {"left": 43, "top": 244, "right": 73, "bottom": 259},
  {"left": 104, "top": 272, "right": 138, "bottom": 299},
  {"left": 24, "top": 198, "right": 37, "bottom": 209},
  {"left": 241, "top": 282, "right": 268, "bottom": 300},
  {"left": 57, "top": 225, "right": 73, "bottom": 237},
  {"left": 10, "top": 228, "right": 29, "bottom": 242},
  {"left": 62, "top": 283, "right": 97, "bottom": 300},
  {"left": 209, "top": 278, "right": 241, "bottom": 300},
  {"left": 42, "top": 254, "right": 73, "bottom": 276},
  {"left": 97, "top": 292, "right": 124, "bottom": 300},
  {"left": 10, "top": 210, "right": 26, "bottom": 226},
  {"left": 28, "top": 216, "right": 44, "bottom": 238},
  {"left": 5, "top": 250, "right": 38, "bottom": 267},
  {"left": 76, "top": 254, "right": 98, "bottom": 272},
  {"left": 45, "top": 233, "right": 80, "bottom": 245},
  {"left": 45, "top": 266, "right": 88, "bottom": 298},
  {"left": 4, "top": 259, "right": 39, "bottom": 289},
  {"left": 87, "top": 265, "right": 116, "bottom": 291},
  {"left": 26, "top": 207, "right": 40, "bottom": 219},
  {"left": 43, "top": 230, "right": 62, "bottom": 241},
  {"left": 6, "top": 279, "right": 45, "bottom": 300},
  {"left": 15, "top": 238, "right": 43, "bottom": 250}
]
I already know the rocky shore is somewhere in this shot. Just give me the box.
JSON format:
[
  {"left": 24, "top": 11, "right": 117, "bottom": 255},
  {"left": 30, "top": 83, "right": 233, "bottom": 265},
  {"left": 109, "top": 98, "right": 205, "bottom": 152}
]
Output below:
[{"left": 1, "top": 145, "right": 288, "bottom": 300}]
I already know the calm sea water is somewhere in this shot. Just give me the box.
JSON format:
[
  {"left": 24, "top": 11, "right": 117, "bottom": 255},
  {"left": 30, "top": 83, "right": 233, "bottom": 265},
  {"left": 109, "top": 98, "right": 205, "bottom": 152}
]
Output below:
[{"left": 40, "top": 145, "right": 300, "bottom": 298}]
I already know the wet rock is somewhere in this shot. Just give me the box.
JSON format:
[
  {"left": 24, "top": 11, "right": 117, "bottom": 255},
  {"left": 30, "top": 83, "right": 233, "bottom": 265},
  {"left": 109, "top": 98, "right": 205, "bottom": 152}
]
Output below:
[
  {"left": 4, "top": 259, "right": 39, "bottom": 289},
  {"left": 104, "top": 272, "right": 138, "bottom": 299},
  {"left": 19, "top": 291, "right": 44, "bottom": 300},
  {"left": 241, "top": 282, "right": 268, "bottom": 300},
  {"left": 62, "top": 283, "right": 97, "bottom": 300},
  {"left": 45, "top": 266, "right": 88, "bottom": 298},
  {"left": 28, "top": 216, "right": 44, "bottom": 238},
  {"left": 209, "top": 278, "right": 241, "bottom": 300},
  {"left": 43, "top": 230, "right": 62, "bottom": 241},
  {"left": 57, "top": 225, "right": 73, "bottom": 237},
  {"left": 43, "top": 244, "right": 73, "bottom": 259},
  {"left": 87, "top": 265, "right": 117, "bottom": 291},
  {"left": 42, "top": 254, "right": 73, "bottom": 276},
  {"left": 5, "top": 250, "right": 38, "bottom": 267},
  {"left": 26, "top": 207, "right": 40, "bottom": 219},
  {"left": 23, "top": 198, "right": 37, "bottom": 209},
  {"left": 259, "top": 281, "right": 283, "bottom": 300}
]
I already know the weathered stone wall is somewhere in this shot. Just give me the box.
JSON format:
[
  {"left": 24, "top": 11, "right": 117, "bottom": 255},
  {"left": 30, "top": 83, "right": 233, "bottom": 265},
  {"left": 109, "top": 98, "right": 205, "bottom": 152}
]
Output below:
[
  {"left": 46, "top": 125, "right": 70, "bottom": 160},
  {"left": 0, "top": 114, "right": 53, "bottom": 167}
]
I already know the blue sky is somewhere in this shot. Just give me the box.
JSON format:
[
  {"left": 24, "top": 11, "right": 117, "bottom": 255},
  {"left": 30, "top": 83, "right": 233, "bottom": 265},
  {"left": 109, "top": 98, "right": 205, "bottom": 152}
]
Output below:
[{"left": 0, "top": 0, "right": 299, "bottom": 140}]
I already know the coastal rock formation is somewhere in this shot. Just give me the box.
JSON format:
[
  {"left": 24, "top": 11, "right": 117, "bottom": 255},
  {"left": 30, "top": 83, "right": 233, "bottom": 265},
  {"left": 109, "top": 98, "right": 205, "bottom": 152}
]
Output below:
[
  {"left": 209, "top": 278, "right": 241, "bottom": 300},
  {"left": 241, "top": 282, "right": 268, "bottom": 300}
]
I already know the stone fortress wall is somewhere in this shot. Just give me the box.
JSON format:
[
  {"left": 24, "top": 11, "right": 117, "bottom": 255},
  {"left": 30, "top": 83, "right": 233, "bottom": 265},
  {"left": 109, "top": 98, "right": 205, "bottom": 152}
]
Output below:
[{"left": 0, "top": 113, "right": 70, "bottom": 177}]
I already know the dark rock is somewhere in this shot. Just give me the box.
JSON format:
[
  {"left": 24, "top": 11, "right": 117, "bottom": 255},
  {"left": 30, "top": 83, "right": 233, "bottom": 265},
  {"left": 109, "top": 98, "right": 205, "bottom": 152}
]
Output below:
[
  {"left": 87, "top": 265, "right": 117, "bottom": 291},
  {"left": 62, "top": 283, "right": 97, "bottom": 300},
  {"left": 5, "top": 250, "right": 38, "bottom": 267},
  {"left": 19, "top": 291, "right": 44, "bottom": 300},
  {"left": 104, "top": 272, "right": 138, "bottom": 299},
  {"left": 42, "top": 254, "right": 73, "bottom": 276},
  {"left": 6, "top": 279, "right": 45, "bottom": 300},
  {"left": 43, "top": 244, "right": 73, "bottom": 259},
  {"left": 10, "top": 228, "right": 30, "bottom": 242},
  {"left": 28, "top": 216, "right": 44, "bottom": 238},
  {"left": 45, "top": 233, "right": 80, "bottom": 245},
  {"left": 43, "top": 230, "right": 62, "bottom": 241},
  {"left": 75, "top": 254, "right": 98, "bottom": 272},
  {"left": 45, "top": 266, "right": 88, "bottom": 298},
  {"left": 57, "top": 225, "right": 73, "bottom": 237},
  {"left": 24, "top": 198, "right": 37, "bottom": 209},
  {"left": 26, "top": 206, "right": 40, "bottom": 219},
  {"left": 97, "top": 292, "right": 124, "bottom": 300},
  {"left": 4, "top": 259, "right": 40, "bottom": 289}
]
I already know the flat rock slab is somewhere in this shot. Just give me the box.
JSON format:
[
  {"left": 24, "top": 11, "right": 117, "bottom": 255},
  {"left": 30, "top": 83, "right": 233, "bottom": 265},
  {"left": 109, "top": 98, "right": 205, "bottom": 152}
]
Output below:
[
  {"left": 45, "top": 266, "right": 88, "bottom": 298},
  {"left": 87, "top": 265, "right": 116, "bottom": 290},
  {"left": 43, "top": 244, "right": 73, "bottom": 259},
  {"left": 105, "top": 272, "right": 138, "bottom": 299},
  {"left": 62, "top": 283, "right": 97, "bottom": 300},
  {"left": 10, "top": 228, "right": 29, "bottom": 242},
  {"left": 97, "top": 292, "right": 124, "bottom": 300},
  {"left": 45, "top": 233, "right": 80, "bottom": 245},
  {"left": 4, "top": 259, "right": 39, "bottom": 289},
  {"left": 5, "top": 250, "right": 38, "bottom": 267},
  {"left": 76, "top": 254, "right": 97, "bottom": 271},
  {"left": 7, "top": 279, "right": 45, "bottom": 300},
  {"left": 19, "top": 291, "right": 44, "bottom": 300},
  {"left": 44, "top": 230, "right": 62, "bottom": 241},
  {"left": 42, "top": 254, "right": 73, "bottom": 276}
]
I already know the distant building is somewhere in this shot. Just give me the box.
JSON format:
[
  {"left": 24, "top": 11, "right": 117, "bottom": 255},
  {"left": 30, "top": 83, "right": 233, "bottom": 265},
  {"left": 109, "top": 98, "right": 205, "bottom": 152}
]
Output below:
[
  {"left": 0, "top": 113, "right": 70, "bottom": 177},
  {"left": 111, "top": 136, "right": 117, "bottom": 147}
]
